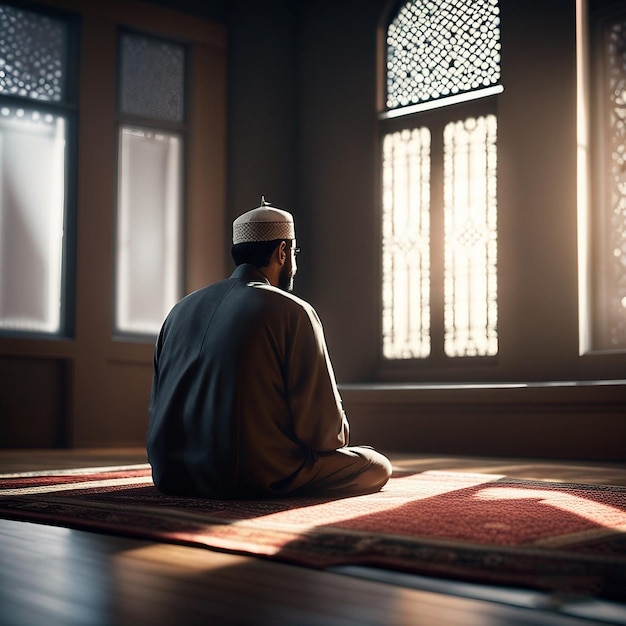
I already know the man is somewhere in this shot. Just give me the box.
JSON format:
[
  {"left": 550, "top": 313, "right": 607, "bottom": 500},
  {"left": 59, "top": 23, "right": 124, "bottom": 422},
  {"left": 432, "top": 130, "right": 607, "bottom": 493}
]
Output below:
[{"left": 147, "top": 199, "right": 392, "bottom": 499}]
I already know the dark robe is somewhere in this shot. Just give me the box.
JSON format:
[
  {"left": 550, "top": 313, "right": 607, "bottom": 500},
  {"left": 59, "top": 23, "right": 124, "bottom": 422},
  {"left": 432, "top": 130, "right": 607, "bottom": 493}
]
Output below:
[{"left": 147, "top": 264, "right": 390, "bottom": 499}]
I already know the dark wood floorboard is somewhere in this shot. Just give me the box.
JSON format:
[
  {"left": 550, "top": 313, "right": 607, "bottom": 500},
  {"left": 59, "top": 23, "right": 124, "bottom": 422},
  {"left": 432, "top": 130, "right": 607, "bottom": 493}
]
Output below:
[
  {"left": 1, "top": 449, "right": 625, "bottom": 625},
  {"left": 0, "top": 448, "right": 148, "bottom": 473}
]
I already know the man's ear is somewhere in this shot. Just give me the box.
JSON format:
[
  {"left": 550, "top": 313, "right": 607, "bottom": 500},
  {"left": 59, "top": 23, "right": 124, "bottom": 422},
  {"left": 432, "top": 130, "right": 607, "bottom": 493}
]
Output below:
[{"left": 277, "top": 240, "right": 287, "bottom": 265}]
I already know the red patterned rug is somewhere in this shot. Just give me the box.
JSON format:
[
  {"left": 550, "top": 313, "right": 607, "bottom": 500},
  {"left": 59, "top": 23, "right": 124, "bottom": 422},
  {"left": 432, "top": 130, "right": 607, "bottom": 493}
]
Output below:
[{"left": 1, "top": 466, "right": 625, "bottom": 601}]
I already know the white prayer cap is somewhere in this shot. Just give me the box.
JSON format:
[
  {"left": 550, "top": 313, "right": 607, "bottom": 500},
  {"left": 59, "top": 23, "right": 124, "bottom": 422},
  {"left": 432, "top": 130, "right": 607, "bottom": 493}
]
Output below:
[{"left": 232, "top": 197, "right": 295, "bottom": 244}]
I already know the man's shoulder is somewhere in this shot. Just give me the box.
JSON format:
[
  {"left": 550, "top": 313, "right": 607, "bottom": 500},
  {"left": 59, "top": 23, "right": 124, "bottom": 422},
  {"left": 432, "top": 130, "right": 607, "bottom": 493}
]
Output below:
[
  {"left": 169, "top": 279, "right": 232, "bottom": 313},
  {"left": 172, "top": 276, "right": 318, "bottom": 323},
  {"left": 252, "top": 283, "right": 314, "bottom": 313},
  {"left": 196, "top": 278, "right": 232, "bottom": 297}
]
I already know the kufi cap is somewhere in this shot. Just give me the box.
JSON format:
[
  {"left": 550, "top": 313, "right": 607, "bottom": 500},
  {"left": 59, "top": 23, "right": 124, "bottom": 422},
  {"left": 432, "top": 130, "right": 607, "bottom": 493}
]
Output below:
[{"left": 233, "top": 197, "right": 295, "bottom": 244}]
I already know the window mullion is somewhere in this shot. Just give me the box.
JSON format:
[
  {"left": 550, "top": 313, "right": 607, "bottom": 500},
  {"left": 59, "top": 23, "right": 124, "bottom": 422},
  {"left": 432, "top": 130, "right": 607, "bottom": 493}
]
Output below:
[{"left": 429, "top": 120, "right": 446, "bottom": 364}]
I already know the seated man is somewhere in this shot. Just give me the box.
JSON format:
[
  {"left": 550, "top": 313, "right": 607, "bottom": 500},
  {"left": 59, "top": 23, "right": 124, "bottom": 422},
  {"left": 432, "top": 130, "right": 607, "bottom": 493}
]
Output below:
[{"left": 147, "top": 199, "right": 392, "bottom": 499}]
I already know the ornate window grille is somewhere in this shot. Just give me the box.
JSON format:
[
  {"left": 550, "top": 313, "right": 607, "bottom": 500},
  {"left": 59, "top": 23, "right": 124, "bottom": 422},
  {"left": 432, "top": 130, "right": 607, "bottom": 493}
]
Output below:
[
  {"left": 595, "top": 15, "right": 626, "bottom": 350},
  {"left": 381, "top": 0, "right": 502, "bottom": 361}
]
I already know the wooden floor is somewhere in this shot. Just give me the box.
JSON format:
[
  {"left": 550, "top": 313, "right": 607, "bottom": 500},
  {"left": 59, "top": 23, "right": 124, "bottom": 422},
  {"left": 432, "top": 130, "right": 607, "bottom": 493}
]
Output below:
[{"left": 1, "top": 449, "right": 626, "bottom": 626}]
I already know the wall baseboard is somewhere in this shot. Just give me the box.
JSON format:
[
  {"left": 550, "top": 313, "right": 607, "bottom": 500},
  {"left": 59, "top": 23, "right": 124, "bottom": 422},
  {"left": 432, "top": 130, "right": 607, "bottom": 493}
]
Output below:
[{"left": 339, "top": 381, "right": 626, "bottom": 461}]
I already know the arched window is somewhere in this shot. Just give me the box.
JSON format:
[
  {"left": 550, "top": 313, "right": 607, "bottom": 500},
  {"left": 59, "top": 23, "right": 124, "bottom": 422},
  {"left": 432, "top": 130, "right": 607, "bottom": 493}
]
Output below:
[{"left": 380, "top": 0, "right": 502, "bottom": 363}]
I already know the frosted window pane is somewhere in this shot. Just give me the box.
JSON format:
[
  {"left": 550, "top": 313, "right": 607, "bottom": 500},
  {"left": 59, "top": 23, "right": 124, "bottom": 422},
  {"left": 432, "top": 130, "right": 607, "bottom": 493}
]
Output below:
[
  {"left": 119, "top": 33, "right": 185, "bottom": 121},
  {"left": 0, "top": 107, "right": 66, "bottom": 332},
  {"left": 0, "top": 5, "right": 67, "bottom": 102},
  {"left": 116, "top": 127, "right": 182, "bottom": 335},
  {"left": 443, "top": 115, "right": 498, "bottom": 357},
  {"left": 387, "top": 0, "right": 501, "bottom": 109},
  {"left": 604, "top": 19, "right": 626, "bottom": 348},
  {"left": 382, "top": 128, "right": 431, "bottom": 359}
]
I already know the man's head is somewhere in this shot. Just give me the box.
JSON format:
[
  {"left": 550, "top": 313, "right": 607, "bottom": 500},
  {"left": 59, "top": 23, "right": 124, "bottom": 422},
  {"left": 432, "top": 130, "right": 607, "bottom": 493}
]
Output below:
[{"left": 231, "top": 200, "right": 298, "bottom": 292}]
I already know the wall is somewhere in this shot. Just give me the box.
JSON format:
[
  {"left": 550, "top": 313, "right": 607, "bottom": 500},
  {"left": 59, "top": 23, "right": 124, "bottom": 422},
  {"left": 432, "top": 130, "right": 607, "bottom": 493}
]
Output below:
[
  {"left": 184, "top": 0, "right": 625, "bottom": 385},
  {"left": 2, "top": 0, "right": 624, "bottom": 458},
  {"left": 226, "top": 0, "right": 299, "bottom": 218},
  {"left": 225, "top": 0, "right": 625, "bottom": 459},
  {"left": 341, "top": 382, "right": 626, "bottom": 460}
]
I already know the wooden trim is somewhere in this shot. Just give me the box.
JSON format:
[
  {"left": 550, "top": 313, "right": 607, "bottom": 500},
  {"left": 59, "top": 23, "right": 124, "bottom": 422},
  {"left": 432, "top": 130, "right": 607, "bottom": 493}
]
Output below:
[
  {"left": 0, "top": 337, "right": 75, "bottom": 359},
  {"left": 340, "top": 382, "right": 626, "bottom": 460}
]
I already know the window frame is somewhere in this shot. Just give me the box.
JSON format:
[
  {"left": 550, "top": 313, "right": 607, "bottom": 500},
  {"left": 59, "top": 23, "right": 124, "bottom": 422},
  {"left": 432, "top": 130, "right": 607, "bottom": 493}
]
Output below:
[
  {"left": 586, "top": 0, "right": 626, "bottom": 354},
  {"left": 112, "top": 27, "right": 189, "bottom": 341},
  {"left": 377, "top": 0, "right": 502, "bottom": 376},
  {"left": 0, "top": 1, "right": 79, "bottom": 340}
]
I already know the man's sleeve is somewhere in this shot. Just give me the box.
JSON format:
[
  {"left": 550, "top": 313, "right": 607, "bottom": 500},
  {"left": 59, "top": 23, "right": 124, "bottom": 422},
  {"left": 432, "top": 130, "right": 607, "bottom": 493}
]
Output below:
[{"left": 286, "top": 305, "right": 349, "bottom": 451}]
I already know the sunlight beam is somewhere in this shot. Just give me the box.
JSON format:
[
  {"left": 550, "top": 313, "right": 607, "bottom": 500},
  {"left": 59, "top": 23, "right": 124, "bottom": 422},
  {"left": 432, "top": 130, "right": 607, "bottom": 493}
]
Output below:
[{"left": 475, "top": 487, "right": 626, "bottom": 531}]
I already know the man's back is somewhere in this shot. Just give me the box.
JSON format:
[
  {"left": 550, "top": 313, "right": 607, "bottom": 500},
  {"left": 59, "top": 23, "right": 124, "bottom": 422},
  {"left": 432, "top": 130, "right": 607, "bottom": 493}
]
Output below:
[{"left": 147, "top": 264, "right": 348, "bottom": 499}]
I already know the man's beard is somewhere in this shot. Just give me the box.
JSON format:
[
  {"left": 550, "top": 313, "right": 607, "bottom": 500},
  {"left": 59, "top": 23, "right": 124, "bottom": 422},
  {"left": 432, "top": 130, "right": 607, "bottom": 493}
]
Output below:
[{"left": 278, "top": 256, "right": 294, "bottom": 292}]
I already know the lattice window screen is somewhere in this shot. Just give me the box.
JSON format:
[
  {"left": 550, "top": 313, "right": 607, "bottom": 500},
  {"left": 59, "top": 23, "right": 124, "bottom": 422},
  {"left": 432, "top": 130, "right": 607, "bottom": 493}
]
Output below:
[
  {"left": 382, "top": 128, "right": 431, "bottom": 359},
  {"left": 605, "top": 19, "right": 626, "bottom": 348},
  {"left": 443, "top": 115, "right": 498, "bottom": 357},
  {"left": 381, "top": 0, "right": 501, "bottom": 362},
  {"left": 0, "top": 5, "right": 66, "bottom": 102},
  {"left": 119, "top": 32, "right": 185, "bottom": 121},
  {"left": 386, "top": 0, "right": 501, "bottom": 109}
]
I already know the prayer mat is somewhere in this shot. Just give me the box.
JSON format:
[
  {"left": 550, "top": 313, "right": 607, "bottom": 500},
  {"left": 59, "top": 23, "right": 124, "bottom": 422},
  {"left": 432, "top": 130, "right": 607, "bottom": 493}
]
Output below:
[{"left": 1, "top": 465, "right": 625, "bottom": 602}]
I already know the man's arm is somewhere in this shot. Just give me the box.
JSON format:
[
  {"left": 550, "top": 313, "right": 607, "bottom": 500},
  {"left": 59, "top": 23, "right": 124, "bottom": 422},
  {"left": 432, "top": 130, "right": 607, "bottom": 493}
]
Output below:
[{"left": 286, "top": 304, "right": 349, "bottom": 451}]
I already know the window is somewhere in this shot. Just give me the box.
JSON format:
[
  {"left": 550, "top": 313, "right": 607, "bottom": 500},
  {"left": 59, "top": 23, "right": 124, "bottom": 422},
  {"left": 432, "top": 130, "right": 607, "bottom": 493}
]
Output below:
[
  {"left": 114, "top": 31, "right": 185, "bottom": 336},
  {"left": 0, "top": 4, "right": 75, "bottom": 335},
  {"left": 0, "top": 0, "right": 226, "bottom": 447},
  {"left": 443, "top": 114, "right": 498, "bottom": 357},
  {"left": 380, "top": 0, "right": 502, "bottom": 363},
  {"left": 582, "top": 0, "right": 626, "bottom": 352}
]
